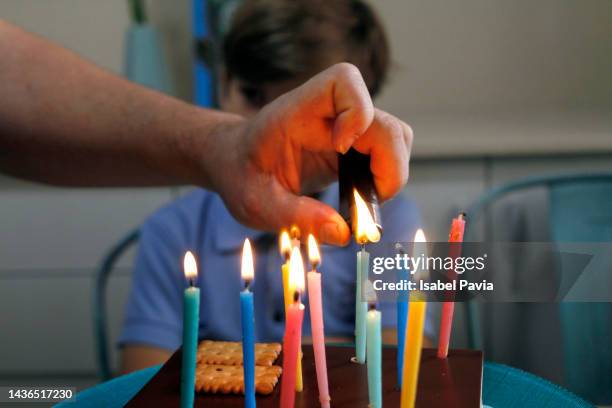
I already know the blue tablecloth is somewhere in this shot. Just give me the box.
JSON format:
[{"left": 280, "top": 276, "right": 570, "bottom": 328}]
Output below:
[{"left": 58, "top": 362, "right": 594, "bottom": 408}]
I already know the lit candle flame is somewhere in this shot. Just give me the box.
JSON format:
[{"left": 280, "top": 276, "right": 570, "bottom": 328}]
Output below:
[
  {"left": 414, "top": 228, "right": 427, "bottom": 243},
  {"left": 279, "top": 230, "right": 292, "bottom": 260},
  {"left": 307, "top": 234, "right": 321, "bottom": 269},
  {"left": 183, "top": 251, "right": 198, "bottom": 280},
  {"left": 354, "top": 189, "right": 381, "bottom": 244},
  {"left": 413, "top": 228, "right": 429, "bottom": 282},
  {"left": 241, "top": 238, "right": 254, "bottom": 283},
  {"left": 290, "top": 225, "right": 301, "bottom": 240},
  {"left": 289, "top": 246, "right": 305, "bottom": 295}
]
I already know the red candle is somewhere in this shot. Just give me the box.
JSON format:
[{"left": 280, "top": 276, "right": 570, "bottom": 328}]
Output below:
[
  {"left": 280, "top": 247, "right": 305, "bottom": 408},
  {"left": 437, "top": 213, "right": 466, "bottom": 359}
]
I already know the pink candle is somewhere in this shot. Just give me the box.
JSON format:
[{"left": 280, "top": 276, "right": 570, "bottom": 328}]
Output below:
[
  {"left": 307, "top": 235, "right": 331, "bottom": 408},
  {"left": 280, "top": 247, "right": 306, "bottom": 408},
  {"left": 437, "top": 213, "right": 466, "bottom": 359}
]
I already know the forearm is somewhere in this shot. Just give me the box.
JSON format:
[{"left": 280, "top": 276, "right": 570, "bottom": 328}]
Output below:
[{"left": 0, "top": 20, "right": 242, "bottom": 187}]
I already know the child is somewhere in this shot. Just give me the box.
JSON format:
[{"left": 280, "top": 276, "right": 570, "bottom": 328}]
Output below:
[{"left": 119, "top": 0, "right": 430, "bottom": 373}]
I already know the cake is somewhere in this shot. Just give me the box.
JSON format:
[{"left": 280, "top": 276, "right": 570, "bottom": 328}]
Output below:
[{"left": 126, "top": 344, "right": 483, "bottom": 407}]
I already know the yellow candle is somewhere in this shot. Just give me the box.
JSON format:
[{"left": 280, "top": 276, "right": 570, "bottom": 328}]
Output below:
[
  {"left": 401, "top": 229, "right": 429, "bottom": 408},
  {"left": 282, "top": 262, "right": 291, "bottom": 315},
  {"left": 400, "top": 295, "right": 426, "bottom": 408}
]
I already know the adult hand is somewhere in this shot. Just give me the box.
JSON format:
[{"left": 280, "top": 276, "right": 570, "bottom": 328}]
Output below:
[{"left": 208, "top": 63, "right": 413, "bottom": 246}]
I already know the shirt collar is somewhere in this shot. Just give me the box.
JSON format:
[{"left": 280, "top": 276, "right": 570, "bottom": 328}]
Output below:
[{"left": 211, "top": 184, "right": 339, "bottom": 252}]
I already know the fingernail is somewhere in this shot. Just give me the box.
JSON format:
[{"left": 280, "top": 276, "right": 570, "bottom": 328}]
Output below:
[
  {"left": 334, "top": 139, "right": 348, "bottom": 154},
  {"left": 335, "top": 134, "right": 357, "bottom": 154}
]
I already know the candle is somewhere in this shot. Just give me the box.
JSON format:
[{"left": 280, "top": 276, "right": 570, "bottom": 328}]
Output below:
[
  {"left": 437, "top": 213, "right": 466, "bottom": 359},
  {"left": 240, "top": 239, "right": 256, "bottom": 408},
  {"left": 307, "top": 234, "right": 331, "bottom": 408},
  {"left": 355, "top": 248, "right": 369, "bottom": 364},
  {"left": 279, "top": 230, "right": 292, "bottom": 316},
  {"left": 400, "top": 229, "right": 428, "bottom": 408},
  {"left": 180, "top": 251, "right": 200, "bottom": 408},
  {"left": 280, "top": 247, "right": 305, "bottom": 408},
  {"left": 280, "top": 228, "right": 304, "bottom": 392},
  {"left": 353, "top": 189, "right": 381, "bottom": 364},
  {"left": 365, "top": 280, "right": 382, "bottom": 408},
  {"left": 290, "top": 227, "right": 304, "bottom": 393},
  {"left": 396, "top": 244, "right": 409, "bottom": 388}
]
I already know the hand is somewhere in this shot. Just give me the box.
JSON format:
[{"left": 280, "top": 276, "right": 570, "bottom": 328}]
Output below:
[{"left": 209, "top": 63, "right": 413, "bottom": 246}]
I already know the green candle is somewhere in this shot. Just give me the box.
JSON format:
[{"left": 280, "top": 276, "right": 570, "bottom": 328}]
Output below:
[
  {"left": 353, "top": 189, "right": 381, "bottom": 364},
  {"left": 355, "top": 248, "right": 369, "bottom": 363},
  {"left": 181, "top": 252, "right": 200, "bottom": 408}
]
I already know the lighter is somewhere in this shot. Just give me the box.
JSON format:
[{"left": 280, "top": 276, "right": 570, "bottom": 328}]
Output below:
[{"left": 338, "top": 149, "right": 383, "bottom": 238}]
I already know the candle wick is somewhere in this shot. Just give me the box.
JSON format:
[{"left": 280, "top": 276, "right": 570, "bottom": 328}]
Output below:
[
  {"left": 458, "top": 212, "right": 466, "bottom": 221},
  {"left": 293, "top": 290, "right": 300, "bottom": 303},
  {"left": 368, "top": 302, "right": 377, "bottom": 311},
  {"left": 244, "top": 279, "right": 252, "bottom": 291},
  {"left": 189, "top": 277, "right": 195, "bottom": 287},
  {"left": 360, "top": 243, "right": 366, "bottom": 252}
]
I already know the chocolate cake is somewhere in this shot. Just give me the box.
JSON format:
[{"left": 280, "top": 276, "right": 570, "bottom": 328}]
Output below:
[{"left": 127, "top": 346, "right": 482, "bottom": 407}]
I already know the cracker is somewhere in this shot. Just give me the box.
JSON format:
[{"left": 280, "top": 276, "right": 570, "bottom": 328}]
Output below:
[
  {"left": 195, "top": 364, "right": 282, "bottom": 395},
  {"left": 197, "top": 340, "right": 281, "bottom": 367}
]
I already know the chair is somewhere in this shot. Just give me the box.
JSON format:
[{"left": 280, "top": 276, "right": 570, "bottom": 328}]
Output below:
[
  {"left": 463, "top": 172, "right": 612, "bottom": 403},
  {"left": 93, "top": 229, "right": 140, "bottom": 381}
]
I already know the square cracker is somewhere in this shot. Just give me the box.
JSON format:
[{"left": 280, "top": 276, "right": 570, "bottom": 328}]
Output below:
[
  {"left": 195, "top": 364, "right": 282, "bottom": 395},
  {"left": 197, "top": 340, "right": 281, "bottom": 367}
]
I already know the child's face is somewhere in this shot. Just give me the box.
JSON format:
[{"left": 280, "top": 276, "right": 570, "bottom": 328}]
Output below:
[{"left": 219, "top": 77, "right": 305, "bottom": 118}]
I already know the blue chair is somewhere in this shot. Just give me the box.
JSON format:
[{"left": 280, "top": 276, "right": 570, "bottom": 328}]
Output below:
[
  {"left": 464, "top": 172, "right": 612, "bottom": 404},
  {"left": 93, "top": 229, "right": 140, "bottom": 381}
]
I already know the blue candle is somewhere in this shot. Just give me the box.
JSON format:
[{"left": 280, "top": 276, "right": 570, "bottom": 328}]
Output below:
[
  {"left": 397, "top": 260, "right": 409, "bottom": 388},
  {"left": 365, "top": 281, "right": 382, "bottom": 408},
  {"left": 181, "top": 251, "right": 200, "bottom": 408},
  {"left": 240, "top": 239, "right": 256, "bottom": 408}
]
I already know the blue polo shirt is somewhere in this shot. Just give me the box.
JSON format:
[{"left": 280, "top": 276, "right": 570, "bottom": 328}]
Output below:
[{"left": 119, "top": 185, "right": 432, "bottom": 351}]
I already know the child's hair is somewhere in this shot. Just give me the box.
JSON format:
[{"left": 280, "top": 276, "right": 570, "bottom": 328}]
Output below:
[{"left": 222, "top": 0, "right": 390, "bottom": 97}]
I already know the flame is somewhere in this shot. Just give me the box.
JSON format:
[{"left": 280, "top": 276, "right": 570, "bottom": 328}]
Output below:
[
  {"left": 288, "top": 246, "right": 305, "bottom": 294},
  {"left": 279, "top": 230, "right": 292, "bottom": 259},
  {"left": 414, "top": 229, "right": 427, "bottom": 243},
  {"left": 183, "top": 251, "right": 198, "bottom": 280},
  {"left": 307, "top": 234, "right": 321, "bottom": 268},
  {"left": 290, "top": 225, "right": 301, "bottom": 240},
  {"left": 241, "top": 239, "right": 254, "bottom": 282},
  {"left": 354, "top": 189, "right": 380, "bottom": 244},
  {"left": 412, "top": 229, "right": 429, "bottom": 281}
]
